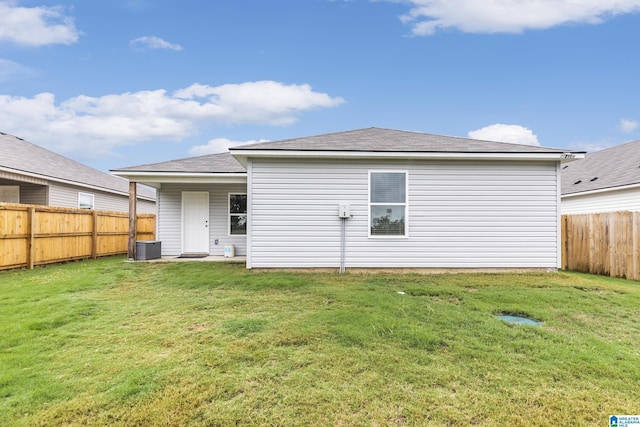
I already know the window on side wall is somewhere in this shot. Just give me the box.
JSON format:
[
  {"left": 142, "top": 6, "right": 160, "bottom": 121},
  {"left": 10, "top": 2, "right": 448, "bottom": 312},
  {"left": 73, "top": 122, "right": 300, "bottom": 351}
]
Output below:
[
  {"left": 0, "top": 185, "right": 20, "bottom": 203},
  {"left": 229, "top": 193, "right": 247, "bottom": 235},
  {"left": 369, "top": 171, "right": 407, "bottom": 237},
  {"left": 78, "top": 192, "right": 94, "bottom": 210}
]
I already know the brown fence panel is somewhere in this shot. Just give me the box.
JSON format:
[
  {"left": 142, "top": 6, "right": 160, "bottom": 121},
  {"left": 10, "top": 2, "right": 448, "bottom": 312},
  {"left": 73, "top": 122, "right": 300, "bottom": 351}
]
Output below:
[
  {"left": 0, "top": 203, "right": 156, "bottom": 270},
  {"left": 562, "top": 211, "right": 640, "bottom": 281},
  {"left": 135, "top": 214, "right": 156, "bottom": 241},
  {"left": 0, "top": 206, "right": 29, "bottom": 269}
]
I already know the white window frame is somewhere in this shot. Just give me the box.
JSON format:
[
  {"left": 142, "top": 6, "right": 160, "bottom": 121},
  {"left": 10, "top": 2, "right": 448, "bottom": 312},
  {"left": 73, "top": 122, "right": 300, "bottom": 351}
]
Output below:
[
  {"left": 368, "top": 170, "right": 408, "bottom": 238},
  {"left": 228, "top": 193, "right": 247, "bottom": 236},
  {"left": 78, "top": 192, "right": 94, "bottom": 210}
]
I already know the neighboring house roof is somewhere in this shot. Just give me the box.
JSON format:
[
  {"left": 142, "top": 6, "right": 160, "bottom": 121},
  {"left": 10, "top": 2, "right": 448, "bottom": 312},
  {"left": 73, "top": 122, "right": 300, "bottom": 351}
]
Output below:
[
  {"left": 0, "top": 131, "right": 155, "bottom": 200},
  {"left": 561, "top": 139, "right": 640, "bottom": 196},
  {"left": 232, "top": 127, "right": 575, "bottom": 154},
  {"left": 112, "top": 152, "right": 245, "bottom": 173}
]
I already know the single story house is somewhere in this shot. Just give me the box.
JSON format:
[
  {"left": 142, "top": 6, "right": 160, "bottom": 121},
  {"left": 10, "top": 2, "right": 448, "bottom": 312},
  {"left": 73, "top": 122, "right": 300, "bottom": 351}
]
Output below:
[
  {"left": 0, "top": 132, "right": 156, "bottom": 213},
  {"left": 112, "top": 127, "right": 584, "bottom": 271},
  {"left": 561, "top": 139, "right": 640, "bottom": 214}
]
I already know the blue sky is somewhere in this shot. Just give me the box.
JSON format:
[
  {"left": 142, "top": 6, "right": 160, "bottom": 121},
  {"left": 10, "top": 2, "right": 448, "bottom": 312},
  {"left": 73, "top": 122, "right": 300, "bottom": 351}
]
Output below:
[{"left": 2, "top": 0, "right": 640, "bottom": 172}]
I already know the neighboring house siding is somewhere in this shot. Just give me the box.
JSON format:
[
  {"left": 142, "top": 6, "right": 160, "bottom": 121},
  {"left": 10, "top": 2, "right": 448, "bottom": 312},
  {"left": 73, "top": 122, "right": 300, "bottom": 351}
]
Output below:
[
  {"left": 0, "top": 171, "right": 48, "bottom": 204},
  {"left": 136, "top": 199, "right": 157, "bottom": 214},
  {"left": 562, "top": 187, "right": 640, "bottom": 214},
  {"left": 248, "top": 158, "right": 559, "bottom": 269},
  {"left": 158, "top": 183, "right": 247, "bottom": 256},
  {"left": 48, "top": 182, "right": 156, "bottom": 213},
  {"left": 19, "top": 183, "right": 47, "bottom": 205}
]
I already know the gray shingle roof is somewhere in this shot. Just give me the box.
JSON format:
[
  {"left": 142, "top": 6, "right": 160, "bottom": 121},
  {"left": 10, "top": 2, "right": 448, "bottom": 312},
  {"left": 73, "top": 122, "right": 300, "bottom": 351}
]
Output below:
[
  {"left": 561, "top": 139, "right": 640, "bottom": 195},
  {"left": 112, "top": 152, "right": 246, "bottom": 173},
  {"left": 113, "top": 127, "right": 581, "bottom": 175},
  {"left": 0, "top": 132, "right": 155, "bottom": 199},
  {"left": 230, "top": 127, "right": 574, "bottom": 154}
]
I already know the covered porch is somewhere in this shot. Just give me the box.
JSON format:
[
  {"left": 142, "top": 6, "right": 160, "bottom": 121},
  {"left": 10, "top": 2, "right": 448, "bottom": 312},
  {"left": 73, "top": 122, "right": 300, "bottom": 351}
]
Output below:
[{"left": 110, "top": 152, "right": 247, "bottom": 261}]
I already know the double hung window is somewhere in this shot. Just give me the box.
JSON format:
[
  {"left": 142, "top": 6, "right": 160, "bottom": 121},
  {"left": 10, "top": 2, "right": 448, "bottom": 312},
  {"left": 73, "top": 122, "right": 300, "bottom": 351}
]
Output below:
[
  {"left": 229, "top": 193, "right": 247, "bottom": 235},
  {"left": 78, "top": 192, "right": 94, "bottom": 210},
  {"left": 369, "top": 171, "right": 407, "bottom": 237}
]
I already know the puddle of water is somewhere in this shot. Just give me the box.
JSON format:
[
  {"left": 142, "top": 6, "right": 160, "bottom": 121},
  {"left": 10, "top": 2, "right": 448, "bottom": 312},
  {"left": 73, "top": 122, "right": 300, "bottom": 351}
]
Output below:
[{"left": 497, "top": 314, "right": 541, "bottom": 326}]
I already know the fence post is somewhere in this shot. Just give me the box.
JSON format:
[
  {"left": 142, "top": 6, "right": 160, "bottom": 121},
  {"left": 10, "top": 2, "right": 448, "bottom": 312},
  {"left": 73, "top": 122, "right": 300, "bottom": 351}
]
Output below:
[
  {"left": 128, "top": 182, "right": 137, "bottom": 261},
  {"left": 92, "top": 210, "right": 98, "bottom": 260},
  {"left": 609, "top": 213, "right": 615, "bottom": 278},
  {"left": 633, "top": 211, "right": 639, "bottom": 281},
  {"left": 561, "top": 215, "right": 568, "bottom": 270},
  {"left": 27, "top": 207, "right": 35, "bottom": 269}
]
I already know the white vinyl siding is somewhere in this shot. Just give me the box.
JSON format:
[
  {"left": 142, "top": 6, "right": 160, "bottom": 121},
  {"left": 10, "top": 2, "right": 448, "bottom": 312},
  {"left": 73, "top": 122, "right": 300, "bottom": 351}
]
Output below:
[
  {"left": 18, "top": 183, "right": 47, "bottom": 205},
  {"left": 561, "top": 187, "right": 640, "bottom": 214},
  {"left": 158, "top": 183, "right": 247, "bottom": 256},
  {"left": 47, "top": 182, "right": 156, "bottom": 213},
  {"left": 247, "top": 158, "right": 560, "bottom": 269}
]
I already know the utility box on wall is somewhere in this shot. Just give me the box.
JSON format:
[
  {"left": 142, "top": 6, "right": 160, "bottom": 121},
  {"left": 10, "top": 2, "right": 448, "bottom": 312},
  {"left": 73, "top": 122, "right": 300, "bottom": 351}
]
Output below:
[
  {"left": 338, "top": 204, "right": 351, "bottom": 218},
  {"left": 136, "top": 241, "right": 161, "bottom": 260}
]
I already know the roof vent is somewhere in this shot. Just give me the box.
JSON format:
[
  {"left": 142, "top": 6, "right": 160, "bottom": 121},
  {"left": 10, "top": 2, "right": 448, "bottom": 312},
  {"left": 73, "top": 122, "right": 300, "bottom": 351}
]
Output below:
[
  {"left": 574, "top": 180, "right": 582, "bottom": 185},
  {"left": 590, "top": 177, "right": 598, "bottom": 182}
]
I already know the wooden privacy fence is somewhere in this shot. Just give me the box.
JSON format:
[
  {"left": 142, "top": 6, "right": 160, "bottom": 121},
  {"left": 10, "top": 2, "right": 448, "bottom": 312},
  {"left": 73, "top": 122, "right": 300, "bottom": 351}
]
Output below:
[
  {"left": 0, "top": 203, "right": 155, "bottom": 271},
  {"left": 562, "top": 211, "right": 640, "bottom": 281}
]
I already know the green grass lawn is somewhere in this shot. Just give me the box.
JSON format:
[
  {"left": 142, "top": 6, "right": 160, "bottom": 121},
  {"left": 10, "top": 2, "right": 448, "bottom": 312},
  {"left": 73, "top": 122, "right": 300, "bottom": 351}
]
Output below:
[{"left": 1, "top": 257, "right": 639, "bottom": 426}]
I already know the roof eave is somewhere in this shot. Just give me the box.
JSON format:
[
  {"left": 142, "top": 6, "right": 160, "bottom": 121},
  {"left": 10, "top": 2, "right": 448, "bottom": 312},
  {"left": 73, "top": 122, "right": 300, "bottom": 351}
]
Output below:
[
  {"left": 230, "top": 150, "right": 585, "bottom": 166},
  {"left": 1, "top": 165, "right": 155, "bottom": 201},
  {"left": 110, "top": 171, "right": 248, "bottom": 187},
  {"left": 561, "top": 181, "right": 640, "bottom": 198}
]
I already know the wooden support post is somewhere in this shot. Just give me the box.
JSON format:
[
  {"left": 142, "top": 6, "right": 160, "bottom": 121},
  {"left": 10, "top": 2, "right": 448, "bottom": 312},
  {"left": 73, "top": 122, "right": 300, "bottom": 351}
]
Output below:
[{"left": 128, "top": 182, "right": 137, "bottom": 261}]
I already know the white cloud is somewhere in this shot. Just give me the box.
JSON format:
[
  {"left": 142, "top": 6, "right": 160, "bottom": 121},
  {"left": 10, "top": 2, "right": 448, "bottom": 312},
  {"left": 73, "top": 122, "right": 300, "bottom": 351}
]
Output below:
[
  {"left": 0, "top": 1, "right": 79, "bottom": 46},
  {"left": 0, "top": 81, "right": 344, "bottom": 158},
  {"left": 189, "top": 138, "right": 270, "bottom": 156},
  {"left": 0, "top": 58, "right": 34, "bottom": 82},
  {"left": 174, "top": 81, "right": 345, "bottom": 125},
  {"left": 130, "top": 36, "right": 183, "bottom": 51},
  {"left": 619, "top": 118, "right": 638, "bottom": 133},
  {"left": 468, "top": 124, "right": 540, "bottom": 146},
  {"left": 398, "top": 0, "right": 640, "bottom": 35}
]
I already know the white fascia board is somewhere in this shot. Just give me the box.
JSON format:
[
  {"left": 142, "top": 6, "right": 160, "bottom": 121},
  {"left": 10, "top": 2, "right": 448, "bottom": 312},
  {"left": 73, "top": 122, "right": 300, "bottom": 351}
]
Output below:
[
  {"left": 0, "top": 166, "right": 155, "bottom": 202},
  {"left": 231, "top": 150, "right": 583, "bottom": 165},
  {"left": 561, "top": 182, "right": 640, "bottom": 199},
  {"left": 0, "top": 166, "right": 49, "bottom": 185},
  {"left": 110, "top": 171, "right": 248, "bottom": 187}
]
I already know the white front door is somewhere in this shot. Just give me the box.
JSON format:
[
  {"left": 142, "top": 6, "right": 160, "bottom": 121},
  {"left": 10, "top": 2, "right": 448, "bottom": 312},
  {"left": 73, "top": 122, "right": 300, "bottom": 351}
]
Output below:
[{"left": 182, "top": 191, "right": 209, "bottom": 254}]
